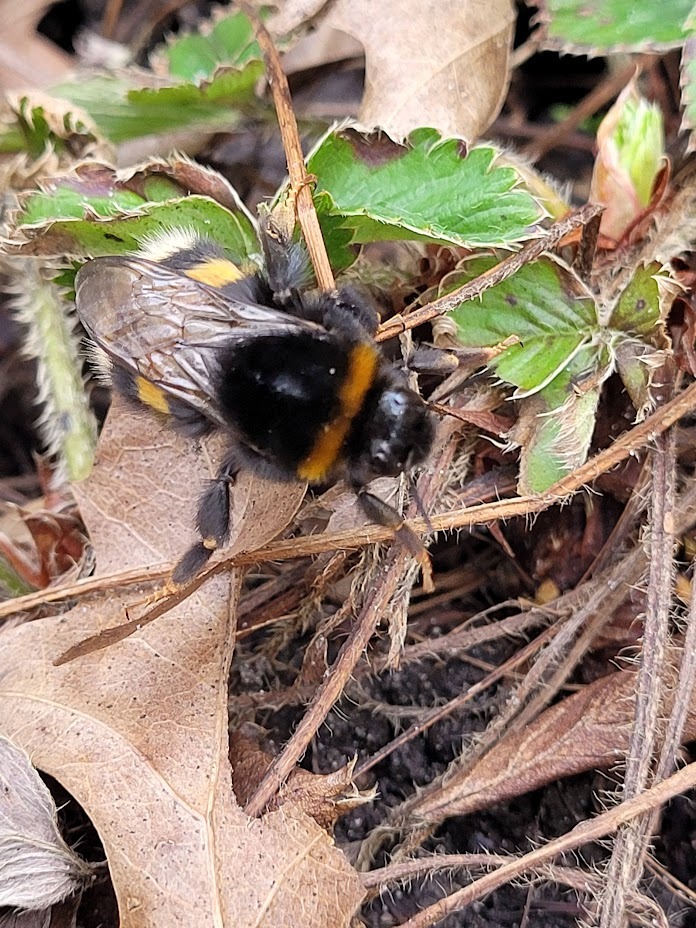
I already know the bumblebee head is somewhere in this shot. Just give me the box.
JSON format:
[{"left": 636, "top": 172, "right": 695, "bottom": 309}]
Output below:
[{"left": 349, "top": 382, "right": 434, "bottom": 485}]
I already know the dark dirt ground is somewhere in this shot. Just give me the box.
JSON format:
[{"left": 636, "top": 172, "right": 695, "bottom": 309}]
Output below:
[{"left": 2, "top": 2, "right": 696, "bottom": 927}]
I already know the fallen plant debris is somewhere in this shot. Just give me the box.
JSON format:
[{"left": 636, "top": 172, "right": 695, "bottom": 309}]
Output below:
[{"left": 1, "top": 2, "right": 696, "bottom": 928}]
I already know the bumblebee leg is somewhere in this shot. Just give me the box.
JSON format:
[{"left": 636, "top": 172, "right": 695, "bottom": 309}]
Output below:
[
  {"left": 406, "top": 346, "right": 459, "bottom": 376},
  {"left": 356, "top": 484, "right": 433, "bottom": 590},
  {"left": 355, "top": 486, "right": 404, "bottom": 529},
  {"left": 172, "top": 455, "right": 240, "bottom": 585},
  {"left": 312, "top": 286, "right": 381, "bottom": 338}
]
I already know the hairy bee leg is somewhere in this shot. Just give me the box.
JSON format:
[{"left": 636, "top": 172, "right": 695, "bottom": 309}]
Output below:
[
  {"left": 356, "top": 487, "right": 405, "bottom": 529},
  {"left": 318, "top": 286, "right": 381, "bottom": 337},
  {"left": 356, "top": 486, "right": 433, "bottom": 586},
  {"left": 405, "top": 346, "right": 459, "bottom": 376},
  {"left": 171, "top": 457, "right": 240, "bottom": 585}
]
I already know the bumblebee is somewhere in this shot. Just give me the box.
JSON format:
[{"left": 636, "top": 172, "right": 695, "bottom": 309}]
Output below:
[{"left": 74, "top": 220, "right": 434, "bottom": 583}]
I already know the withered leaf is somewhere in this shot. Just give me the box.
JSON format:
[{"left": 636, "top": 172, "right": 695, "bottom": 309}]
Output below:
[
  {"left": 409, "top": 669, "right": 696, "bottom": 824},
  {"left": 322, "top": 0, "right": 515, "bottom": 141},
  {"left": 231, "top": 731, "right": 373, "bottom": 831},
  {"left": 0, "top": 404, "right": 363, "bottom": 927}
]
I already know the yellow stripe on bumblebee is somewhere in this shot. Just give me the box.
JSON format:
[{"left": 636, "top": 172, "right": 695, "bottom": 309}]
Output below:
[
  {"left": 135, "top": 377, "right": 171, "bottom": 415},
  {"left": 184, "top": 258, "right": 243, "bottom": 287},
  {"left": 297, "top": 343, "right": 379, "bottom": 483}
]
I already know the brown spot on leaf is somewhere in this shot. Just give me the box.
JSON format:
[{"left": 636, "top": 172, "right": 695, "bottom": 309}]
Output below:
[{"left": 342, "top": 128, "right": 407, "bottom": 167}]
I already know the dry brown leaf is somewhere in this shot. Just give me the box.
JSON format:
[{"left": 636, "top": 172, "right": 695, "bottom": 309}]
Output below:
[
  {"left": 0, "top": 736, "right": 94, "bottom": 909},
  {"left": 231, "top": 731, "right": 373, "bottom": 830},
  {"left": 410, "top": 668, "right": 696, "bottom": 825},
  {"left": 271, "top": 0, "right": 331, "bottom": 37},
  {"left": 0, "top": 0, "right": 72, "bottom": 90},
  {"left": 321, "top": 0, "right": 515, "bottom": 141},
  {"left": 0, "top": 403, "right": 363, "bottom": 927}
]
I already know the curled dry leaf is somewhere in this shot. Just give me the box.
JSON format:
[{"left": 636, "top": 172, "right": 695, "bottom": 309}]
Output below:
[
  {"left": 0, "top": 402, "right": 363, "bottom": 927},
  {"left": 409, "top": 668, "right": 696, "bottom": 826},
  {"left": 322, "top": 0, "right": 515, "bottom": 141},
  {"left": 231, "top": 731, "right": 374, "bottom": 831},
  {"left": 0, "top": 736, "right": 94, "bottom": 909}
]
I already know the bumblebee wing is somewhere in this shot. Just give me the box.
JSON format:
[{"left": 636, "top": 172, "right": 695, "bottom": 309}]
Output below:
[{"left": 75, "top": 256, "right": 318, "bottom": 425}]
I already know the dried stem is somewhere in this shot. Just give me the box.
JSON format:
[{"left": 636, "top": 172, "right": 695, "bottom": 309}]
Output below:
[
  {"left": 376, "top": 204, "right": 603, "bottom": 341},
  {"left": 397, "top": 760, "right": 696, "bottom": 928},
  {"left": 363, "top": 854, "right": 668, "bottom": 926},
  {"left": 599, "top": 428, "right": 676, "bottom": 928},
  {"left": 236, "top": 1, "right": 335, "bottom": 291}
]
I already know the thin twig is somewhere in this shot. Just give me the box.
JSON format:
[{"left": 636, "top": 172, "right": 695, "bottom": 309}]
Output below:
[
  {"left": 397, "top": 760, "right": 696, "bottom": 928},
  {"left": 376, "top": 204, "right": 603, "bottom": 342},
  {"left": 243, "top": 541, "right": 413, "bottom": 816},
  {"left": 236, "top": 1, "right": 335, "bottom": 291},
  {"left": 14, "top": 377, "right": 696, "bottom": 657},
  {"left": 521, "top": 62, "right": 637, "bottom": 162},
  {"left": 100, "top": 0, "right": 124, "bottom": 39},
  {"left": 574, "top": 209, "right": 602, "bottom": 281},
  {"left": 0, "top": 563, "right": 170, "bottom": 621},
  {"left": 599, "top": 428, "right": 676, "bottom": 928},
  {"left": 365, "top": 856, "right": 667, "bottom": 926},
  {"left": 243, "top": 424, "right": 460, "bottom": 816}
]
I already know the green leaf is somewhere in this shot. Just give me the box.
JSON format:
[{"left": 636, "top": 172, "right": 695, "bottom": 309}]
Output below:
[
  {"left": 614, "top": 336, "right": 664, "bottom": 418},
  {"left": 0, "top": 557, "right": 36, "bottom": 598},
  {"left": 308, "top": 128, "right": 544, "bottom": 250},
  {"left": 608, "top": 262, "right": 665, "bottom": 334},
  {"left": 8, "top": 160, "right": 259, "bottom": 263},
  {"left": 13, "top": 196, "right": 259, "bottom": 260},
  {"left": 7, "top": 93, "right": 103, "bottom": 161},
  {"left": 51, "top": 62, "right": 262, "bottom": 143},
  {"left": 0, "top": 124, "right": 24, "bottom": 154},
  {"left": 446, "top": 255, "right": 597, "bottom": 395},
  {"left": 315, "top": 210, "right": 360, "bottom": 272},
  {"left": 20, "top": 185, "right": 146, "bottom": 225},
  {"left": 515, "top": 345, "right": 610, "bottom": 494},
  {"left": 159, "top": 10, "right": 261, "bottom": 81},
  {"left": 494, "top": 334, "right": 589, "bottom": 393},
  {"left": 538, "top": 0, "right": 691, "bottom": 52}
]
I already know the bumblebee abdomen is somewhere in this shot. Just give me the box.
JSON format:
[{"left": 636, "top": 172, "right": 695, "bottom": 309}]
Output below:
[{"left": 219, "top": 332, "right": 379, "bottom": 483}]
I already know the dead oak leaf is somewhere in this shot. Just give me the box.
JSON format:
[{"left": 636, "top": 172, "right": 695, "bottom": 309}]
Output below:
[
  {"left": 0, "top": 404, "right": 363, "bottom": 927},
  {"left": 0, "top": 0, "right": 72, "bottom": 90},
  {"left": 231, "top": 731, "right": 374, "bottom": 831},
  {"left": 322, "top": 0, "right": 515, "bottom": 141}
]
